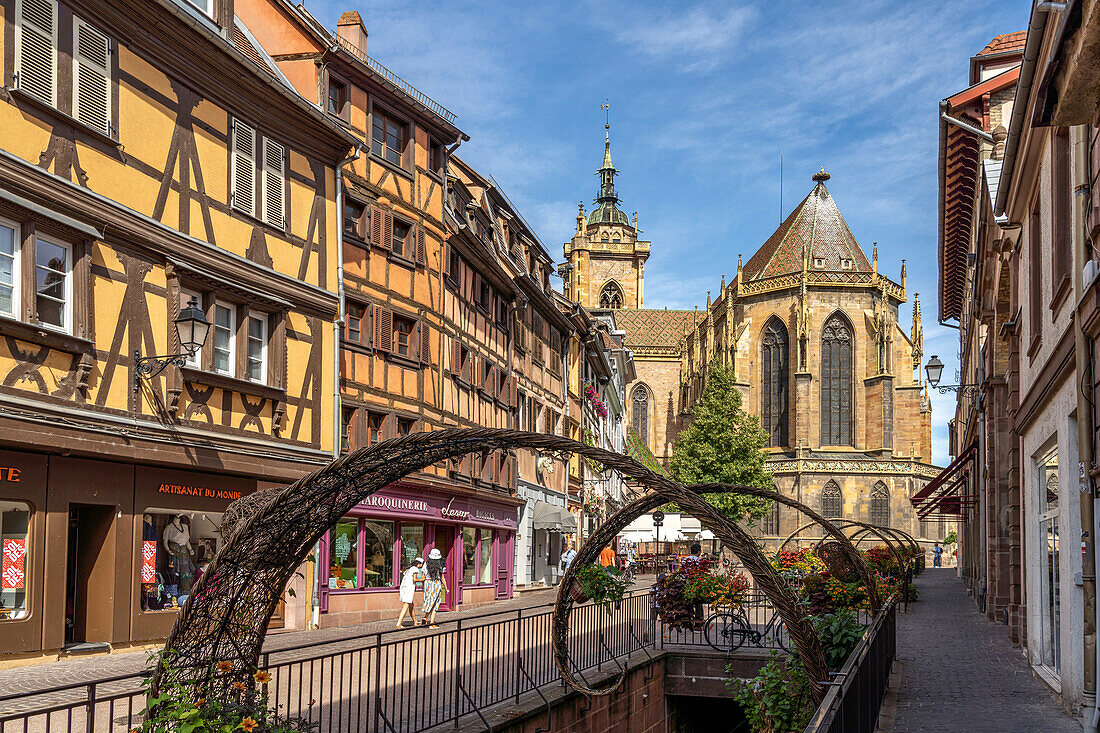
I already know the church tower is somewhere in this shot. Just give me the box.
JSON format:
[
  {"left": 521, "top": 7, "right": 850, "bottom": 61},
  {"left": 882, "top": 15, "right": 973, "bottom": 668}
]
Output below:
[{"left": 559, "top": 122, "right": 650, "bottom": 309}]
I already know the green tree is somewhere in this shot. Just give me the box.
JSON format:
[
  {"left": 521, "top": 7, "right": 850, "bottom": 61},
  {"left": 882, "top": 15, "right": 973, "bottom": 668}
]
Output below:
[{"left": 669, "top": 359, "right": 773, "bottom": 520}]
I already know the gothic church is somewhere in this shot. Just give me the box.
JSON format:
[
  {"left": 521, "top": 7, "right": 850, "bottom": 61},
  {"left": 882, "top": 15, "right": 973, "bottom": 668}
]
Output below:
[{"left": 560, "top": 129, "right": 946, "bottom": 546}]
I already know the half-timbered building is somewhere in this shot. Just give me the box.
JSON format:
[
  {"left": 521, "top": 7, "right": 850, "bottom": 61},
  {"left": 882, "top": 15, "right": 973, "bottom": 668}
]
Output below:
[{"left": 0, "top": 0, "right": 354, "bottom": 655}]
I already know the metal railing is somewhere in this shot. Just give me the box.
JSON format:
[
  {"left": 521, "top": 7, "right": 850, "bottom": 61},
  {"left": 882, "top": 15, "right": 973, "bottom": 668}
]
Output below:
[
  {"left": 802, "top": 599, "right": 898, "bottom": 733},
  {"left": 659, "top": 590, "right": 792, "bottom": 652},
  {"left": 333, "top": 36, "right": 457, "bottom": 125},
  {"left": 0, "top": 592, "right": 651, "bottom": 733}
]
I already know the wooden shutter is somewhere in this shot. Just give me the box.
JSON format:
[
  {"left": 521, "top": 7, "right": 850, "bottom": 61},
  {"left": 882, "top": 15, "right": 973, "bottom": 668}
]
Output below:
[
  {"left": 73, "top": 18, "right": 111, "bottom": 136},
  {"left": 451, "top": 339, "right": 462, "bottom": 376},
  {"left": 231, "top": 119, "right": 257, "bottom": 217},
  {"left": 462, "top": 349, "right": 473, "bottom": 383},
  {"left": 415, "top": 226, "right": 427, "bottom": 265},
  {"left": 370, "top": 206, "right": 384, "bottom": 249},
  {"left": 373, "top": 306, "right": 393, "bottom": 352},
  {"left": 262, "top": 138, "right": 286, "bottom": 229},
  {"left": 16, "top": 0, "right": 57, "bottom": 106},
  {"left": 382, "top": 212, "right": 393, "bottom": 252},
  {"left": 419, "top": 320, "right": 431, "bottom": 363},
  {"left": 443, "top": 243, "right": 452, "bottom": 278}
]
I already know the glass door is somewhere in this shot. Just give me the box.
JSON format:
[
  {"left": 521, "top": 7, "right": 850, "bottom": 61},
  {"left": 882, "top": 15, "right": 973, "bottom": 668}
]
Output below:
[
  {"left": 432, "top": 526, "right": 455, "bottom": 611},
  {"left": 1037, "top": 447, "right": 1060, "bottom": 675}
]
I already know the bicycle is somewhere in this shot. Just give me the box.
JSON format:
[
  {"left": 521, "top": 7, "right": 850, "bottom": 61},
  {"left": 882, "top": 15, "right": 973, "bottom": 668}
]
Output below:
[{"left": 703, "top": 605, "right": 791, "bottom": 653}]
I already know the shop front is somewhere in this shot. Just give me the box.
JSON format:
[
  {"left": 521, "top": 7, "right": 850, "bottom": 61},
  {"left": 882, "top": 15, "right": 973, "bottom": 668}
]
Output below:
[
  {"left": 0, "top": 448, "right": 257, "bottom": 657},
  {"left": 318, "top": 482, "right": 518, "bottom": 627}
]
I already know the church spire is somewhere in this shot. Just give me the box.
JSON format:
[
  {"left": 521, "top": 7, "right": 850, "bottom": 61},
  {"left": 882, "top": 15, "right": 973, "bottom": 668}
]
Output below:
[{"left": 597, "top": 120, "right": 619, "bottom": 205}]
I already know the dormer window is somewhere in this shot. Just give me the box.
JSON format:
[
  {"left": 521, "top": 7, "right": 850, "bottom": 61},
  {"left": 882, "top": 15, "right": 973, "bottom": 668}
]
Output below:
[
  {"left": 841, "top": 258, "right": 852, "bottom": 270},
  {"left": 814, "top": 257, "right": 825, "bottom": 269}
]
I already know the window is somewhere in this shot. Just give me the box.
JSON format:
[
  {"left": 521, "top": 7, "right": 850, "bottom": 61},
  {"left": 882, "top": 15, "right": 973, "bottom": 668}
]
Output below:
[
  {"left": 371, "top": 107, "right": 406, "bottom": 166},
  {"left": 1029, "top": 202, "right": 1043, "bottom": 348},
  {"left": 461, "top": 527, "right": 494, "bottom": 586},
  {"left": 34, "top": 237, "right": 69, "bottom": 331},
  {"left": 367, "top": 412, "right": 386, "bottom": 445},
  {"left": 261, "top": 139, "right": 285, "bottom": 229},
  {"left": 15, "top": 2, "right": 115, "bottom": 138},
  {"left": 363, "top": 520, "right": 395, "bottom": 588},
  {"left": 393, "top": 315, "right": 413, "bottom": 357},
  {"left": 820, "top": 313, "right": 853, "bottom": 445},
  {"left": 391, "top": 219, "right": 411, "bottom": 258},
  {"left": 429, "top": 141, "right": 444, "bottom": 176},
  {"left": 396, "top": 417, "right": 415, "bottom": 437},
  {"left": 345, "top": 303, "right": 365, "bottom": 345},
  {"left": 869, "top": 483, "right": 889, "bottom": 526},
  {"left": 180, "top": 289, "right": 201, "bottom": 367},
  {"left": 212, "top": 302, "right": 235, "bottom": 375},
  {"left": 139, "top": 510, "right": 223, "bottom": 610},
  {"left": 327, "top": 78, "right": 347, "bottom": 118},
  {"left": 447, "top": 247, "right": 461, "bottom": 283},
  {"left": 599, "top": 281, "right": 624, "bottom": 309},
  {"left": 330, "top": 520, "right": 360, "bottom": 589},
  {"left": 0, "top": 219, "right": 20, "bottom": 317},
  {"left": 814, "top": 257, "right": 825, "bottom": 268},
  {"left": 231, "top": 119, "right": 286, "bottom": 228},
  {"left": 1037, "top": 445, "right": 1060, "bottom": 673},
  {"left": 341, "top": 407, "right": 354, "bottom": 453},
  {"left": 821, "top": 481, "right": 842, "bottom": 518},
  {"left": 231, "top": 119, "right": 257, "bottom": 218},
  {"left": 841, "top": 258, "right": 852, "bottom": 270},
  {"left": 344, "top": 200, "right": 364, "bottom": 237},
  {"left": 462, "top": 527, "right": 477, "bottom": 585},
  {"left": 631, "top": 386, "right": 649, "bottom": 446},
  {"left": 182, "top": 0, "right": 212, "bottom": 17},
  {"left": 0, "top": 501, "right": 31, "bottom": 620},
  {"left": 761, "top": 317, "right": 789, "bottom": 447},
  {"left": 479, "top": 278, "right": 491, "bottom": 311},
  {"left": 479, "top": 532, "right": 493, "bottom": 585},
  {"left": 400, "top": 523, "right": 424, "bottom": 575},
  {"left": 762, "top": 499, "right": 780, "bottom": 536},
  {"left": 246, "top": 315, "right": 267, "bottom": 383},
  {"left": 1051, "top": 128, "right": 1072, "bottom": 300}
]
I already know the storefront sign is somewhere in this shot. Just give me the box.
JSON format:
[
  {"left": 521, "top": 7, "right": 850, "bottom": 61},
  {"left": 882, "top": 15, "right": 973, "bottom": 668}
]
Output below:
[
  {"left": 157, "top": 483, "right": 242, "bottom": 501},
  {"left": 0, "top": 467, "right": 20, "bottom": 482},
  {"left": 141, "top": 541, "right": 157, "bottom": 584},
  {"left": 2, "top": 538, "right": 25, "bottom": 589},
  {"left": 361, "top": 494, "right": 430, "bottom": 513},
  {"left": 356, "top": 488, "right": 518, "bottom": 529}
]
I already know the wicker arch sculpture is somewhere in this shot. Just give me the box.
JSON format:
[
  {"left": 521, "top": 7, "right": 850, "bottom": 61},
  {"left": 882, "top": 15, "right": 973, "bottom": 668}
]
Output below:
[{"left": 780, "top": 518, "right": 913, "bottom": 573}]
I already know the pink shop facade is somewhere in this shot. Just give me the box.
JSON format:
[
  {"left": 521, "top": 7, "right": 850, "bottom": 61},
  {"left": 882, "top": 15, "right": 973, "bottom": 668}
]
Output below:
[{"left": 318, "top": 481, "right": 519, "bottom": 626}]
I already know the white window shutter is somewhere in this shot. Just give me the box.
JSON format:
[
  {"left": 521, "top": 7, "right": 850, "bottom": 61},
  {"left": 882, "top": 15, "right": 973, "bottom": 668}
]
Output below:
[
  {"left": 73, "top": 18, "right": 111, "bottom": 136},
  {"left": 231, "top": 119, "right": 256, "bottom": 217},
  {"left": 262, "top": 138, "right": 285, "bottom": 229},
  {"left": 15, "top": 0, "right": 57, "bottom": 106}
]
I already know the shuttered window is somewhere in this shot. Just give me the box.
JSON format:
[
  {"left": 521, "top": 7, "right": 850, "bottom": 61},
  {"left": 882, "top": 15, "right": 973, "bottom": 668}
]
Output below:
[
  {"left": 820, "top": 313, "right": 853, "bottom": 446},
  {"left": 15, "top": 0, "right": 58, "bottom": 107},
  {"left": 761, "top": 317, "right": 789, "bottom": 447},
  {"left": 231, "top": 119, "right": 257, "bottom": 217},
  {"left": 262, "top": 138, "right": 286, "bottom": 229},
  {"left": 73, "top": 18, "right": 111, "bottom": 136}
]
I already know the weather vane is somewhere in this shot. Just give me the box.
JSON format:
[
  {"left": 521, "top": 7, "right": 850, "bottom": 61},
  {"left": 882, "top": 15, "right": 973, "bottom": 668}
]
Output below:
[{"left": 601, "top": 99, "right": 610, "bottom": 130}]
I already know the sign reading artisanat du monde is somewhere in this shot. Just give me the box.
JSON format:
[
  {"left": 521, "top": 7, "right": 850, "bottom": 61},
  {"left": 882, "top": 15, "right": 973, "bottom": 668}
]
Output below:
[{"left": 157, "top": 482, "right": 242, "bottom": 501}]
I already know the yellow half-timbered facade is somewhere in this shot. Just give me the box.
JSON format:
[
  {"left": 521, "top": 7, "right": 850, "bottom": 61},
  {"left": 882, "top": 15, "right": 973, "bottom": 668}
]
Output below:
[{"left": 0, "top": 0, "right": 352, "bottom": 655}]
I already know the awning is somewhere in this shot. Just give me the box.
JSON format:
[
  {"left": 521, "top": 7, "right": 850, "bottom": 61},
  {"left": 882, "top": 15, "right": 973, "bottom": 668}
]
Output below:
[
  {"left": 530, "top": 501, "right": 577, "bottom": 533},
  {"left": 911, "top": 441, "right": 978, "bottom": 519}
]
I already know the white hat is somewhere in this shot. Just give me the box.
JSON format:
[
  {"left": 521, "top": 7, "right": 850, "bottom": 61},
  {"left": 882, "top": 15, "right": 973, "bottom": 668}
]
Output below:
[
  {"left": 413, "top": 557, "right": 424, "bottom": 564},
  {"left": 428, "top": 548, "right": 443, "bottom": 560}
]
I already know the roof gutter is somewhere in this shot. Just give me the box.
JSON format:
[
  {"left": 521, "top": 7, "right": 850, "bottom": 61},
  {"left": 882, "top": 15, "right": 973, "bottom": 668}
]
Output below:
[{"left": 995, "top": 2, "right": 1051, "bottom": 216}]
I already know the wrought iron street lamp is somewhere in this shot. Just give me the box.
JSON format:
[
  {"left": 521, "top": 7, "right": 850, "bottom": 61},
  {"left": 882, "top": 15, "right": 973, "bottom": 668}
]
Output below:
[
  {"left": 924, "top": 355, "right": 982, "bottom": 397},
  {"left": 134, "top": 297, "right": 210, "bottom": 390}
]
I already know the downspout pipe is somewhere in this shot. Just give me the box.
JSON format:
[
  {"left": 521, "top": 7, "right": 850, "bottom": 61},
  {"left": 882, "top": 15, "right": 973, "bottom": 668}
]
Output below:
[{"left": 1074, "top": 122, "right": 1098, "bottom": 731}]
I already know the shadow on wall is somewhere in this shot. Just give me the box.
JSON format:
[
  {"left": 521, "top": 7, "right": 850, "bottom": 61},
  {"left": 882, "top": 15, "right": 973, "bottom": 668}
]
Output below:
[{"left": 664, "top": 391, "right": 677, "bottom": 467}]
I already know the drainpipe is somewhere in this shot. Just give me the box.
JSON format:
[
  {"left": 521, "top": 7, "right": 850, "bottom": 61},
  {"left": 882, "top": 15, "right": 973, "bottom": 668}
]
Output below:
[{"left": 1074, "top": 122, "right": 1098, "bottom": 731}]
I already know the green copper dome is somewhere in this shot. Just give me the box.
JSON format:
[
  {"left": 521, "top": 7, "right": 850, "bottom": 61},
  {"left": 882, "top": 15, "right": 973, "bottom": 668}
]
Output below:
[{"left": 587, "top": 201, "right": 631, "bottom": 227}]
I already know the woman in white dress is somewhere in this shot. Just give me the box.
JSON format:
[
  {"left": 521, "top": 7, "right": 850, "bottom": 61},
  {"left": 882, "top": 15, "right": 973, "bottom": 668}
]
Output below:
[{"left": 395, "top": 557, "right": 424, "bottom": 628}]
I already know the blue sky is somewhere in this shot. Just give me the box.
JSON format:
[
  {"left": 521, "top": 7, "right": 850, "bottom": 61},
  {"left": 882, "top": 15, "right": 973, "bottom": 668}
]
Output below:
[{"left": 306, "top": 0, "right": 1031, "bottom": 465}]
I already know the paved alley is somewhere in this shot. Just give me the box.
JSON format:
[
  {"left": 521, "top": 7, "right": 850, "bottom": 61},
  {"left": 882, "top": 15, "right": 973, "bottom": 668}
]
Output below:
[{"left": 889, "top": 570, "right": 1081, "bottom": 733}]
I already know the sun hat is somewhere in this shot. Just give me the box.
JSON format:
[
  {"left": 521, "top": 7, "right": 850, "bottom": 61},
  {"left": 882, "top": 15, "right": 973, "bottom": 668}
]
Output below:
[
  {"left": 429, "top": 548, "right": 443, "bottom": 560},
  {"left": 413, "top": 557, "right": 424, "bottom": 564}
]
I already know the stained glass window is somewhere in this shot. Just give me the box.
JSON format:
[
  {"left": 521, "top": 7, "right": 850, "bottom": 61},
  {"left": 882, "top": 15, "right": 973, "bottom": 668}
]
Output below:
[
  {"left": 869, "top": 482, "right": 889, "bottom": 526},
  {"left": 821, "top": 481, "right": 842, "bottom": 518},
  {"left": 631, "top": 386, "right": 649, "bottom": 446},
  {"left": 599, "top": 281, "right": 623, "bottom": 309},
  {"left": 761, "top": 317, "right": 789, "bottom": 447},
  {"left": 821, "top": 313, "right": 853, "bottom": 445}
]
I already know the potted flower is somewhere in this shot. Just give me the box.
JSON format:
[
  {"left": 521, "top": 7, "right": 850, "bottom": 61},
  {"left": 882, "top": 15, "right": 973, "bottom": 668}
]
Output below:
[{"left": 572, "top": 562, "right": 631, "bottom": 615}]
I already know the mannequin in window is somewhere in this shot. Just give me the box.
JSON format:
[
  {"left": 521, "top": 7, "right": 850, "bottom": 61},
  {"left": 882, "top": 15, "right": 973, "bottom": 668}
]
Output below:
[{"left": 164, "top": 514, "right": 195, "bottom": 596}]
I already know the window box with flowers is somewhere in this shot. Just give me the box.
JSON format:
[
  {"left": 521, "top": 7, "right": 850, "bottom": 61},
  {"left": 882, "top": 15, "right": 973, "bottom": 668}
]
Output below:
[{"left": 582, "top": 380, "right": 608, "bottom": 419}]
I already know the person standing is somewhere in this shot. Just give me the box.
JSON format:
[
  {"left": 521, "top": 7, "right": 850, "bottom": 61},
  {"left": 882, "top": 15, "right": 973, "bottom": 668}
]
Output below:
[
  {"left": 396, "top": 557, "right": 424, "bottom": 628},
  {"left": 599, "top": 544, "right": 616, "bottom": 568},
  {"left": 560, "top": 542, "right": 577, "bottom": 572},
  {"left": 933, "top": 543, "right": 943, "bottom": 568},
  {"left": 422, "top": 549, "right": 448, "bottom": 628}
]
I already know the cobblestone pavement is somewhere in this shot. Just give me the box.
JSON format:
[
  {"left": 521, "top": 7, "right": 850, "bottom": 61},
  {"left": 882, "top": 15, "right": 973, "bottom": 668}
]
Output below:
[{"left": 891, "top": 570, "right": 1081, "bottom": 733}]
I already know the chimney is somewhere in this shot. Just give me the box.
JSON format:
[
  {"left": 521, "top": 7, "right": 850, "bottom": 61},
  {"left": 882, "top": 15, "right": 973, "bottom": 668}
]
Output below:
[
  {"left": 337, "top": 11, "right": 368, "bottom": 53},
  {"left": 992, "top": 125, "right": 1008, "bottom": 160}
]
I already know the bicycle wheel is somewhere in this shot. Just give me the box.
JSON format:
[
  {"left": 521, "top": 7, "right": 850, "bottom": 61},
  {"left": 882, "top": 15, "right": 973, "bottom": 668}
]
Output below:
[
  {"left": 704, "top": 612, "right": 749, "bottom": 652},
  {"left": 772, "top": 618, "right": 792, "bottom": 652}
]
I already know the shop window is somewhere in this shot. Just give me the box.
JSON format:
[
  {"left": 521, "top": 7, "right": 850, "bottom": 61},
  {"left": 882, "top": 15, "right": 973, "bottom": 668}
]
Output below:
[
  {"left": 462, "top": 527, "right": 477, "bottom": 585},
  {"left": 0, "top": 219, "right": 19, "bottom": 317},
  {"left": 212, "top": 301, "right": 235, "bottom": 374},
  {"left": 400, "top": 523, "right": 424, "bottom": 574},
  {"left": 139, "top": 510, "right": 222, "bottom": 611},
  {"left": 0, "top": 501, "right": 30, "bottom": 620},
  {"left": 461, "top": 527, "right": 494, "bottom": 586},
  {"left": 479, "top": 532, "right": 493, "bottom": 585},
  {"left": 1038, "top": 445, "right": 1060, "bottom": 673},
  {"left": 363, "top": 520, "right": 394, "bottom": 588},
  {"left": 329, "top": 520, "right": 359, "bottom": 590}
]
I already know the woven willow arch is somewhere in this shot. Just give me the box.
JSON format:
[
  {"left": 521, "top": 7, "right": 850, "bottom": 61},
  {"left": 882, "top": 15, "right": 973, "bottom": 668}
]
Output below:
[{"left": 780, "top": 518, "right": 914, "bottom": 573}]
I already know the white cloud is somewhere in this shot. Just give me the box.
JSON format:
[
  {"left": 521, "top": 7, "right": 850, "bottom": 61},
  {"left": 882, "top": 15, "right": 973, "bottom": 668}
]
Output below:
[{"left": 606, "top": 3, "right": 757, "bottom": 71}]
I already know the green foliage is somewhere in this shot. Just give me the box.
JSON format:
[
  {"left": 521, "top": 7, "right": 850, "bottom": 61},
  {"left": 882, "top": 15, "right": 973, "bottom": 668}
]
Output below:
[
  {"left": 574, "top": 563, "right": 630, "bottom": 615},
  {"left": 139, "top": 652, "right": 315, "bottom": 733},
  {"left": 669, "top": 359, "right": 772, "bottom": 520},
  {"left": 809, "top": 608, "right": 866, "bottom": 670},
  {"left": 944, "top": 529, "right": 958, "bottom": 546},
  {"left": 728, "top": 651, "right": 813, "bottom": 733}
]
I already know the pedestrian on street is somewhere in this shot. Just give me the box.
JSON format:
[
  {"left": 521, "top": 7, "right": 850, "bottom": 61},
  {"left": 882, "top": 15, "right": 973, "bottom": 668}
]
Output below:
[
  {"left": 396, "top": 557, "right": 424, "bottom": 628},
  {"left": 599, "top": 544, "right": 616, "bottom": 568},
  {"left": 933, "top": 543, "right": 943, "bottom": 568},
  {"left": 422, "top": 548, "right": 448, "bottom": 628},
  {"left": 560, "top": 542, "right": 577, "bottom": 572}
]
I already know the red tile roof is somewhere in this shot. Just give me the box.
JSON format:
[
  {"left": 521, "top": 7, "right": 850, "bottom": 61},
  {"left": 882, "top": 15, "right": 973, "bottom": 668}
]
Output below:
[
  {"left": 976, "top": 31, "right": 1026, "bottom": 57},
  {"left": 614, "top": 309, "right": 699, "bottom": 348},
  {"left": 742, "top": 173, "right": 872, "bottom": 281}
]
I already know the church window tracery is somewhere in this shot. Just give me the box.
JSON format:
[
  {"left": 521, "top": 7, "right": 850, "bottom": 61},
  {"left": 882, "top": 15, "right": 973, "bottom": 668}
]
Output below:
[
  {"left": 870, "top": 482, "right": 890, "bottom": 526},
  {"left": 821, "top": 481, "right": 842, "bottom": 518},
  {"left": 821, "top": 313, "right": 853, "bottom": 446},
  {"left": 762, "top": 494, "right": 780, "bottom": 535},
  {"left": 761, "top": 317, "right": 789, "bottom": 447},
  {"left": 599, "top": 281, "right": 624, "bottom": 309},
  {"left": 631, "top": 386, "right": 649, "bottom": 446}
]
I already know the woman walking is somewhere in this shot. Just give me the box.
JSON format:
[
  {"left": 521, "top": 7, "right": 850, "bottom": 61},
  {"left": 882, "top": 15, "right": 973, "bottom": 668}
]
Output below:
[
  {"left": 395, "top": 557, "right": 424, "bottom": 628},
  {"left": 423, "top": 548, "right": 449, "bottom": 628}
]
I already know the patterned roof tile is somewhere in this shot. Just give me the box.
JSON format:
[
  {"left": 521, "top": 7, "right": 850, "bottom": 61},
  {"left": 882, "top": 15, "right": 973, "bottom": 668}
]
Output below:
[{"left": 614, "top": 309, "right": 700, "bottom": 348}]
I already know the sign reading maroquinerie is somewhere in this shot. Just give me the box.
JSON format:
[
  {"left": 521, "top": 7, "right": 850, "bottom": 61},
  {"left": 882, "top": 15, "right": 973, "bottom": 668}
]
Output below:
[{"left": 362, "top": 494, "right": 430, "bottom": 513}]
